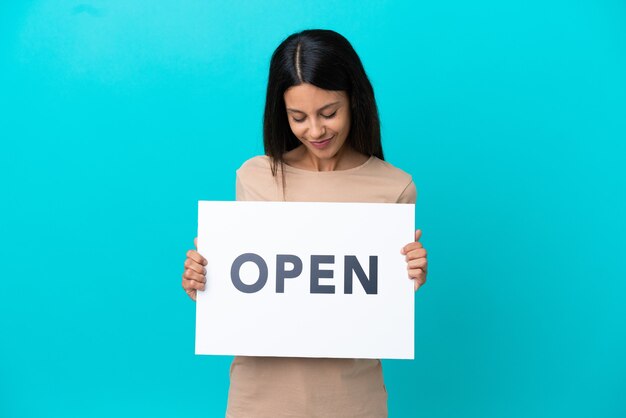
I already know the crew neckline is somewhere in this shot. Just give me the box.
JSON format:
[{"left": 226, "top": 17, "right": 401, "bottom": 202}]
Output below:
[{"left": 279, "top": 155, "right": 376, "bottom": 174}]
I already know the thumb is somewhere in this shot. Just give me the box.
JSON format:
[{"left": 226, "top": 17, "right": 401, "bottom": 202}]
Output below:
[
  {"left": 415, "top": 229, "right": 422, "bottom": 242},
  {"left": 194, "top": 237, "right": 198, "bottom": 250}
]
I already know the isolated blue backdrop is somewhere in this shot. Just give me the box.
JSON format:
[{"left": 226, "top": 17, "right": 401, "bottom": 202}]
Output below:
[{"left": 1, "top": 1, "right": 625, "bottom": 417}]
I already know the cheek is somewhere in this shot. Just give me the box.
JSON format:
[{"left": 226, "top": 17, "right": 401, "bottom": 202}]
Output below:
[
  {"left": 289, "top": 121, "right": 300, "bottom": 139},
  {"left": 287, "top": 121, "right": 304, "bottom": 139},
  {"left": 332, "top": 117, "right": 350, "bottom": 137}
]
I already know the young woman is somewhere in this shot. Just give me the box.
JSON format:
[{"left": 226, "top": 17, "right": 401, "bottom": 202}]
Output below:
[{"left": 182, "top": 29, "right": 429, "bottom": 418}]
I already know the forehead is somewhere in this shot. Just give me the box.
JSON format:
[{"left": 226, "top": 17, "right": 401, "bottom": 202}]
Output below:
[{"left": 284, "top": 83, "right": 347, "bottom": 110}]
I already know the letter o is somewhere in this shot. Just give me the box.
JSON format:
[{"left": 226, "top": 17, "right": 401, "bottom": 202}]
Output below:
[{"left": 231, "top": 253, "right": 268, "bottom": 293}]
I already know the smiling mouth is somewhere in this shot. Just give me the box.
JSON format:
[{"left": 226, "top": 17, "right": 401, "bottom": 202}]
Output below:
[{"left": 308, "top": 135, "right": 334, "bottom": 149}]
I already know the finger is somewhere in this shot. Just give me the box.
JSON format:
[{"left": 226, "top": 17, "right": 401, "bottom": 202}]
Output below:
[
  {"left": 185, "top": 258, "right": 207, "bottom": 274},
  {"left": 401, "top": 241, "right": 423, "bottom": 254},
  {"left": 405, "top": 248, "right": 427, "bottom": 262},
  {"left": 415, "top": 229, "right": 422, "bottom": 242},
  {"left": 408, "top": 269, "right": 427, "bottom": 286},
  {"left": 187, "top": 249, "right": 207, "bottom": 266},
  {"left": 408, "top": 268, "right": 427, "bottom": 280},
  {"left": 407, "top": 258, "right": 427, "bottom": 269},
  {"left": 404, "top": 248, "right": 428, "bottom": 263},
  {"left": 182, "top": 277, "right": 206, "bottom": 291},
  {"left": 184, "top": 287, "right": 197, "bottom": 301},
  {"left": 194, "top": 237, "right": 198, "bottom": 250},
  {"left": 183, "top": 269, "right": 206, "bottom": 283}
]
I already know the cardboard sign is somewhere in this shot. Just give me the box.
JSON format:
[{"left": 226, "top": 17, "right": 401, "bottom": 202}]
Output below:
[{"left": 195, "top": 201, "right": 415, "bottom": 359}]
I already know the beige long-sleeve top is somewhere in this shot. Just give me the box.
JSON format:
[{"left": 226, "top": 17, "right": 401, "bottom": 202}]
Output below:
[{"left": 226, "top": 155, "right": 417, "bottom": 418}]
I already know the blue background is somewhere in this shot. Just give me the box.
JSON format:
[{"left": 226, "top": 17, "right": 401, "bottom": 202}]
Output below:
[{"left": 1, "top": 1, "right": 625, "bottom": 417}]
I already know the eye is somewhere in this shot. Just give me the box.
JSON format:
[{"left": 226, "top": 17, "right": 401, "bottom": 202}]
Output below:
[
  {"left": 292, "top": 116, "right": 305, "bottom": 123},
  {"left": 322, "top": 111, "right": 337, "bottom": 119}
]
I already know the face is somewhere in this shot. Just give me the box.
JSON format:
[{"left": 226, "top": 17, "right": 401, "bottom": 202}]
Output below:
[{"left": 283, "top": 83, "right": 351, "bottom": 160}]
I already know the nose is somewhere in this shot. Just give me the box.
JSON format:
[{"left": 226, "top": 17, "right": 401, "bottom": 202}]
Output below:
[{"left": 308, "top": 118, "right": 326, "bottom": 140}]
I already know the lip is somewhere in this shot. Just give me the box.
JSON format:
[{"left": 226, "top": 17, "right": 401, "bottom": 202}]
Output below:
[{"left": 309, "top": 135, "right": 334, "bottom": 149}]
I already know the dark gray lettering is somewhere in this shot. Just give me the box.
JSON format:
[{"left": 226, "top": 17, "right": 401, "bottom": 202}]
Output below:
[
  {"left": 310, "top": 255, "right": 335, "bottom": 294},
  {"left": 276, "top": 254, "right": 303, "bottom": 293},
  {"left": 231, "top": 253, "right": 268, "bottom": 293},
  {"left": 344, "top": 255, "right": 378, "bottom": 294}
]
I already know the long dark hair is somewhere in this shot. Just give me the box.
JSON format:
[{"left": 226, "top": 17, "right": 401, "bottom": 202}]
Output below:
[{"left": 263, "top": 29, "right": 384, "bottom": 181}]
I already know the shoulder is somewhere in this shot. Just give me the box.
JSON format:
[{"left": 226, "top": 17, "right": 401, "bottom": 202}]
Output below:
[
  {"left": 235, "top": 155, "right": 282, "bottom": 201},
  {"left": 236, "top": 155, "right": 276, "bottom": 185},
  {"left": 366, "top": 157, "right": 417, "bottom": 203},
  {"left": 236, "top": 155, "right": 272, "bottom": 175},
  {"left": 367, "top": 157, "right": 413, "bottom": 184}
]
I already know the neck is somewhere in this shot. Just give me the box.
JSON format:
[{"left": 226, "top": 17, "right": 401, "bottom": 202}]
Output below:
[
  {"left": 283, "top": 144, "right": 370, "bottom": 172},
  {"left": 305, "top": 146, "right": 352, "bottom": 171}
]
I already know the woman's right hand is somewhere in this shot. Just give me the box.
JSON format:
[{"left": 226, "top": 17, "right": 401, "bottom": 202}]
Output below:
[{"left": 182, "top": 237, "right": 207, "bottom": 301}]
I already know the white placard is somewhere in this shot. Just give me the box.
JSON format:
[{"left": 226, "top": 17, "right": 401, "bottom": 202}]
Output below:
[{"left": 195, "top": 201, "right": 415, "bottom": 359}]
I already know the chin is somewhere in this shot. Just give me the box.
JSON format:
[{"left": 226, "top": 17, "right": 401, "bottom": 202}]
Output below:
[{"left": 309, "top": 146, "right": 340, "bottom": 159}]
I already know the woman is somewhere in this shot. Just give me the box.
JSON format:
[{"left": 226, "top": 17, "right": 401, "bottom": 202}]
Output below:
[{"left": 182, "top": 29, "right": 429, "bottom": 418}]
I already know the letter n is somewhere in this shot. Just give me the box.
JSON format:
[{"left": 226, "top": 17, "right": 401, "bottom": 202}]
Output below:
[{"left": 344, "top": 255, "right": 378, "bottom": 294}]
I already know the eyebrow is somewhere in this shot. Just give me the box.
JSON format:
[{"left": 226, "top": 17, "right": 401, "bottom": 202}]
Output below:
[{"left": 286, "top": 101, "right": 340, "bottom": 114}]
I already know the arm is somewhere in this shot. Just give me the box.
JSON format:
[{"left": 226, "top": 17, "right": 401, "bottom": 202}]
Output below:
[
  {"left": 402, "top": 230, "right": 428, "bottom": 292},
  {"left": 182, "top": 237, "right": 207, "bottom": 301},
  {"left": 398, "top": 180, "right": 428, "bottom": 291},
  {"left": 182, "top": 172, "right": 248, "bottom": 301}
]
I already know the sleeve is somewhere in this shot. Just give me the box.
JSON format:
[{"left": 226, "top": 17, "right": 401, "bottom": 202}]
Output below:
[
  {"left": 396, "top": 180, "right": 417, "bottom": 204},
  {"left": 235, "top": 172, "right": 247, "bottom": 202}
]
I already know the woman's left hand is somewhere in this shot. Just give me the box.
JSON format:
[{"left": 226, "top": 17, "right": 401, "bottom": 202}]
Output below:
[{"left": 401, "top": 229, "right": 428, "bottom": 291}]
